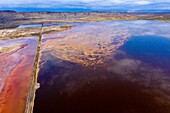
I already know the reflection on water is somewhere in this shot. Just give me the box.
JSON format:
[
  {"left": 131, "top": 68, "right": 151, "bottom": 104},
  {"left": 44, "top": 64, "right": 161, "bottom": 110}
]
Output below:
[
  {"left": 119, "top": 35, "right": 170, "bottom": 69},
  {"left": 17, "top": 24, "right": 42, "bottom": 28},
  {"left": 17, "top": 23, "right": 65, "bottom": 28},
  {"left": 34, "top": 20, "right": 170, "bottom": 113},
  {"left": 42, "top": 22, "right": 130, "bottom": 66}
]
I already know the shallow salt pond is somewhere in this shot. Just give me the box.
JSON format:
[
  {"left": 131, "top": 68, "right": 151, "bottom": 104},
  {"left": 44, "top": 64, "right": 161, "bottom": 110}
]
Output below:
[
  {"left": 0, "top": 37, "right": 38, "bottom": 113},
  {"left": 32, "top": 20, "right": 170, "bottom": 113},
  {"left": 4, "top": 20, "right": 170, "bottom": 113}
]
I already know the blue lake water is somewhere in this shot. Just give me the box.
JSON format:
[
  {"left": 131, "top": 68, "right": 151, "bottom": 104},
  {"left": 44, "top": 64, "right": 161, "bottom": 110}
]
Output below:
[
  {"left": 17, "top": 24, "right": 42, "bottom": 28},
  {"left": 119, "top": 35, "right": 170, "bottom": 70},
  {"left": 34, "top": 20, "right": 170, "bottom": 113},
  {"left": 17, "top": 23, "right": 65, "bottom": 28}
]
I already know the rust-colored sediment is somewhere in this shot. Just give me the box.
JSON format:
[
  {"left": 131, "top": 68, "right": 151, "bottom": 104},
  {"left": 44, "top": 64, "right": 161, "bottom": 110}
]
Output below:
[
  {"left": 0, "top": 38, "right": 37, "bottom": 113},
  {"left": 0, "top": 55, "right": 34, "bottom": 113},
  {"left": 0, "top": 25, "right": 71, "bottom": 113},
  {"left": 42, "top": 24, "right": 131, "bottom": 66}
]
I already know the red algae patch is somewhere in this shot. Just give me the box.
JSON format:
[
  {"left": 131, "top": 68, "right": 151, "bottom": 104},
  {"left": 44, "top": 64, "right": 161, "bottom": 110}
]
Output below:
[{"left": 0, "top": 37, "right": 38, "bottom": 113}]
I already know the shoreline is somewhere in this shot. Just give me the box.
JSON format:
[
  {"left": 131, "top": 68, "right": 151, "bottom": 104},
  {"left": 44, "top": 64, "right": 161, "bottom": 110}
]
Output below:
[{"left": 1, "top": 11, "right": 170, "bottom": 29}]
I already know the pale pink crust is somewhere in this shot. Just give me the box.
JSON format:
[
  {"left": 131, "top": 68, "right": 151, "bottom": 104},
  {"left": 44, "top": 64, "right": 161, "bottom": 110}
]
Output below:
[
  {"left": 0, "top": 43, "right": 28, "bottom": 94},
  {"left": 0, "top": 55, "right": 33, "bottom": 113},
  {"left": 0, "top": 38, "right": 37, "bottom": 113}
]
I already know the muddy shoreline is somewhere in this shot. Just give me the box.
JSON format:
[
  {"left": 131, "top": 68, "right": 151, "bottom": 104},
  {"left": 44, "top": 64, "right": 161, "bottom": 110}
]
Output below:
[{"left": 0, "top": 26, "right": 72, "bottom": 40}]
